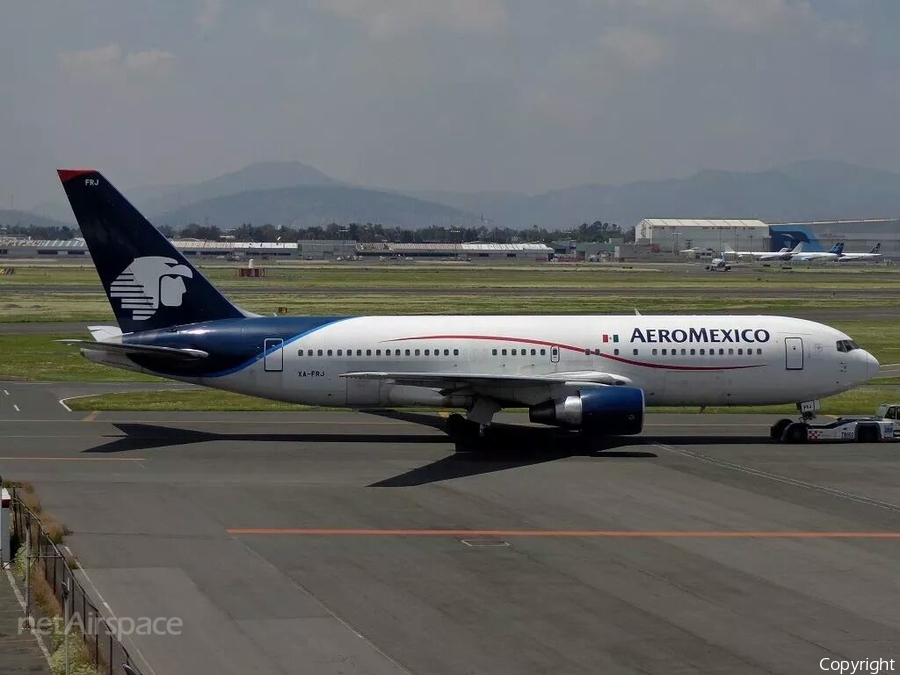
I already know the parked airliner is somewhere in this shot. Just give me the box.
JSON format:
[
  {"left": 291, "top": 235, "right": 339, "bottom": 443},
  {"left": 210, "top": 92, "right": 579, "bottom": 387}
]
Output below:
[
  {"left": 58, "top": 170, "right": 879, "bottom": 438},
  {"left": 839, "top": 243, "right": 882, "bottom": 262}
]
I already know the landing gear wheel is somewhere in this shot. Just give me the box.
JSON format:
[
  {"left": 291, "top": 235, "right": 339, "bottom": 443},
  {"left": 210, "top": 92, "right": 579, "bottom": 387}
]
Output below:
[
  {"left": 770, "top": 418, "right": 793, "bottom": 441},
  {"left": 782, "top": 422, "right": 808, "bottom": 444},
  {"left": 857, "top": 425, "right": 879, "bottom": 443}
]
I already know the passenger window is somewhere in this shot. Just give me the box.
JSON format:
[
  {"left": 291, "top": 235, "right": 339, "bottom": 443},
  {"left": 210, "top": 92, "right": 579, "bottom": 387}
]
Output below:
[
  {"left": 737, "top": 348, "right": 743, "bottom": 355},
  {"left": 337, "top": 349, "right": 342, "bottom": 356},
  {"left": 757, "top": 348, "right": 762, "bottom": 355},
  {"left": 317, "top": 349, "right": 323, "bottom": 356},
  {"left": 454, "top": 349, "right": 459, "bottom": 356},
  {"left": 584, "top": 349, "right": 590, "bottom": 356},
  {"left": 699, "top": 349, "right": 705, "bottom": 355},
  {"left": 614, "top": 349, "right": 619, "bottom": 355},
  {"left": 405, "top": 349, "right": 410, "bottom": 356},
  {"left": 308, "top": 349, "right": 314, "bottom": 356},
  {"left": 661, "top": 349, "right": 667, "bottom": 355},
  {"left": 376, "top": 349, "right": 381, "bottom": 356},
  {"left": 501, "top": 349, "right": 507, "bottom": 356},
  {"left": 531, "top": 349, "right": 536, "bottom": 356},
  {"left": 424, "top": 349, "right": 430, "bottom": 356},
  {"left": 681, "top": 349, "right": 686, "bottom": 355},
  {"left": 652, "top": 349, "right": 658, "bottom": 355},
  {"left": 414, "top": 349, "right": 420, "bottom": 356},
  {"left": 327, "top": 349, "right": 333, "bottom": 356},
  {"left": 719, "top": 348, "right": 724, "bottom": 355},
  {"left": 385, "top": 349, "right": 391, "bottom": 356},
  {"left": 492, "top": 349, "right": 498, "bottom": 356},
  {"left": 540, "top": 349, "right": 546, "bottom": 356},
  {"left": 690, "top": 349, "right": 695, "bottom": 355},
  {"left": 444, "top": 349, "right": 449, "bottom": 356},
  {"left": 366, "top": 349, "right": 372, "bottom": 356},
  {"left": 728, "top": 348, "right": 734, "bottom": 355},
  {"left": 513, "top": 349, "right": 518, "bottom": 356},
  {"left": 633, "top": 349, "right": 638, "bottom": 355}
]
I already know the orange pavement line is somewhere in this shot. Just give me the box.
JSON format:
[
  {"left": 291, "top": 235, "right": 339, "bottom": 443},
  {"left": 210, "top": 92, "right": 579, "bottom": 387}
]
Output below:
[
  {"left": 226, "top": 528, "right": 900, "bottom": 539},
  {"left": 82, "top": 411, "right": 99, "bottom": 422}
]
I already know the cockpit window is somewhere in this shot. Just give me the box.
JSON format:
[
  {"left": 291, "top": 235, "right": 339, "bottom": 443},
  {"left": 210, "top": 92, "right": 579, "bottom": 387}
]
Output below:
[{"left": 836, "top": 339, "right": 860, "bottom": 353}]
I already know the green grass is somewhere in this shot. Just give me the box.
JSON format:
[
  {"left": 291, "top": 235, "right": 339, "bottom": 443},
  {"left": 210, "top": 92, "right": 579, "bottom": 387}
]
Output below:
[
  {"left": 1, "top": 290, "right": 898, "bottom": 323},
  {"left": 67, "top": 389, "right": 314, "bottom": 411},
  {"left": 4, "top": 260, "right": 900, "bottom": 291},
  {"left": 0, "top": 334, "right": 159, "bottom": 382}
]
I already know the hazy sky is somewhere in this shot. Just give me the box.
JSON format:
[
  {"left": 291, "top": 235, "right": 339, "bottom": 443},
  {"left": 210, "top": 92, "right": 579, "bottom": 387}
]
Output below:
[{"left": 2, "top": 1, "right": 899, "bottom": 207}]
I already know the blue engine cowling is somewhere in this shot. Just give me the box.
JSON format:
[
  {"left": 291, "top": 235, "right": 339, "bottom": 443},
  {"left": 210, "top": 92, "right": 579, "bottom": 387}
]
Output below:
[{"left": 528, "top": 386, "right": 644, "bottom": 435}]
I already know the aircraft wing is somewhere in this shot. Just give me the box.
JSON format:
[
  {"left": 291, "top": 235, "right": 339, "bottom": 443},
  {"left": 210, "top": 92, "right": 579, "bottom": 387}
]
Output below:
[
  {"left": 340, "top": 370, "right": 632, "bottom": 391},
  {"left": 58, "top": 340, "right": 209, "bottom": 361}
]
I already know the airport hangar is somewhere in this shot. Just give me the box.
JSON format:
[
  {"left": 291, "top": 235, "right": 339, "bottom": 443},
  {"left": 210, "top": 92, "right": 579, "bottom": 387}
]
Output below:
[{"left": 636, "top": 218, "right": 900, "bottom": 257}]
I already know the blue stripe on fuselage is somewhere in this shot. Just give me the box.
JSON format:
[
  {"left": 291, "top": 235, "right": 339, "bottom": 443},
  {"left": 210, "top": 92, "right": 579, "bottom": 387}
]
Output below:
[{"left": 120, "top": 316, "right": 352, "bottom": 378}]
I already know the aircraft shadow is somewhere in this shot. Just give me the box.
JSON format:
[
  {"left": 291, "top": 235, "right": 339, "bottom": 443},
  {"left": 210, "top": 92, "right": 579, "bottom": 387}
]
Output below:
[
  {"left": 81, "top": 419, "right": 661, "bottom": 486},
  {"left": 83, "top": 423, "right": 449, "bottom": 454}
]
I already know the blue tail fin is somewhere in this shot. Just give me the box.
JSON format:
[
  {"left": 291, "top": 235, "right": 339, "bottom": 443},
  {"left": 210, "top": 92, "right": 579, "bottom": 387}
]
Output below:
[
  {"left": 871, "top": 243, "right": 881, "bottom": 253},
  {"left": 830, "top": 242, "right": 844, "bottom": 254},
  {"left": 58, "top": 169, "right": 246, "bottom": 333}
]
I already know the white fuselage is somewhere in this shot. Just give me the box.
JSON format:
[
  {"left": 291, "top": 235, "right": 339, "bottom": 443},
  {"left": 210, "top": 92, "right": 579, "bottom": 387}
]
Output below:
[{"left": 95, "top": 314, "right": 878, "bottom": 410}]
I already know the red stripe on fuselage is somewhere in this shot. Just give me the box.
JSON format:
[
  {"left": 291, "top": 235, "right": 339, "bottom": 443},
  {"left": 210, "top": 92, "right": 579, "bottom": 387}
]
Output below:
[{"left": 386, "top": 334, "right": 763, "bottom": 372}]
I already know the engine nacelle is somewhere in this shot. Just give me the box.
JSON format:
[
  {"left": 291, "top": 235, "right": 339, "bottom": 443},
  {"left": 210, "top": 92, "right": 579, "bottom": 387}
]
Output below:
[{"left": 528, "top": 386, "right": 644, "bottom": 435}]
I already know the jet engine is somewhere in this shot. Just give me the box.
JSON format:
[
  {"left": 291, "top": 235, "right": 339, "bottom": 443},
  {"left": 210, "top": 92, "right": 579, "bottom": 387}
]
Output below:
[{"left": 528, "top": 386, "right": 644, "bottom": 435}]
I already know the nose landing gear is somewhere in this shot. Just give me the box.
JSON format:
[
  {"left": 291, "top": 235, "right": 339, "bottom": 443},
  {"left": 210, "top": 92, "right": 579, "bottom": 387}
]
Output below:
[{"left": 770, "top": 400, "right": 821, "bottom": 442}]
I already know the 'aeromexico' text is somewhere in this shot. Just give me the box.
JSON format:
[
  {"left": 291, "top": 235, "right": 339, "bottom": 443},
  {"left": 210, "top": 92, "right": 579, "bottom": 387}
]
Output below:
[{"left": 630, "top": 328, "right": 771, "bottom": 344}]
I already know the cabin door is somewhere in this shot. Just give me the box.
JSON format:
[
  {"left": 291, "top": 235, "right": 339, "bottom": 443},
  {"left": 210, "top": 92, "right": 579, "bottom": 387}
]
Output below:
[
  {"left": 785, "top": 337, "right": 804, "bottom": 370},
  {"left": 264, "top": 338, "right": 284, "bottom": 372}
]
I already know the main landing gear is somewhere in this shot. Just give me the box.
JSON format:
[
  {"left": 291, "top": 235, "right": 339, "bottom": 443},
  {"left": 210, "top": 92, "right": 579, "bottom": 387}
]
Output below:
[
  {"left": 446, "top": 398, "right": 501, "bottom": 445},
  {"left": 770, "top": 400, "right": 821, "bottom": 443}
]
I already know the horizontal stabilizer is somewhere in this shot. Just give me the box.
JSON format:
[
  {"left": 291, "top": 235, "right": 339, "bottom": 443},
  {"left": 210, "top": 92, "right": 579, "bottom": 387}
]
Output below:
[
  {"left": 87, "top": 325, "right": 123, "bottom": 341},
  {"left": 57, "top": 340, "right": 208, "bottom": 361}
]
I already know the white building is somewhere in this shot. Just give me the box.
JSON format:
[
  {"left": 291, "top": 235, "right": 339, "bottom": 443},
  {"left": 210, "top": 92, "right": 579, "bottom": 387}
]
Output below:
[{"left": 635, "top": 219, "right": 770, "bottom": 253}]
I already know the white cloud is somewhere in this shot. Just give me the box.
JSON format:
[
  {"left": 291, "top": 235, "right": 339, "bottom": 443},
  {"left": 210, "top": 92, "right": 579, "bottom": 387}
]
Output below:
[
  {"left": 314, "top": 0, "right": 508, "bottom": 40},
  {"left": 599, "top": 27, "right": 666, "bottom": 70},
  {"left": 58, "top": 44, "right": 125, "bottom": 80},
  {"left": 602, "top": 0, "right": 867, "bottom": 43},
  {"left": 124, "top": 50, "right": 176, "bottom": 79},
  {"left": 59, "top": 44, "right": 175, "bottom": 82},
  {"left": 196, "top": 0, "right": 223, "bottom": 32}
]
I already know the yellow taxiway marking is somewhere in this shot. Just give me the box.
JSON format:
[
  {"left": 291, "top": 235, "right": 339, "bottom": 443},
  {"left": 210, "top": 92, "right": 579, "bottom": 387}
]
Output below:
[
  {"left": 228, "top": 528, "right": 900, "bottom": 539},
  {"left": 82, "top": 411, "right": 99, "bottom": 422}
]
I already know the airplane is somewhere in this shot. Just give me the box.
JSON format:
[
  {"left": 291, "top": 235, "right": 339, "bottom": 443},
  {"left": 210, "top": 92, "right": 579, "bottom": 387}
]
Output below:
[
  {"left": 838, "top": 243, "right": 882, "bottom": 262},
  {"left": 755, "top": 243, "right": 805, "bottom": 262},
  {"left": 722, "top": 244, "right": 792, "bottom": 261},
  {"left": 788, "top": 242, "right": 844, "bottom": 263},
  {"left": 56, "top": 169, "right": 880, "bottom": 440}
]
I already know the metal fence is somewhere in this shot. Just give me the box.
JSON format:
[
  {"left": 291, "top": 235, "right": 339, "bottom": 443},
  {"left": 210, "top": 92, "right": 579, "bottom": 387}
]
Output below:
[{"left": 8, "top": 488, "right": 144, "bottom": 675}]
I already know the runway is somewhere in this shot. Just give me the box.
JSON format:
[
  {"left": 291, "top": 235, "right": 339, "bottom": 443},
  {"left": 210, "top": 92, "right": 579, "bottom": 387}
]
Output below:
[{"left": 2, "top": 381, "right": 900, "bottom": 674}]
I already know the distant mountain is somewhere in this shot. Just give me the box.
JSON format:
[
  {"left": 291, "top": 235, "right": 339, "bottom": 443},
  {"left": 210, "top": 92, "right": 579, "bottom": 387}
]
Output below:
[
  {"left": 142, "top": 161, "right": 343, "bottom": 216},
  {"left": 0, "top": 210, "right": 77, "bottom": 232},
  {"left": 155, "top": 185, "right": 483, "bottom": 230},
  {"left": 412, "top": 160, "right": 900, "bottom": 230},
  {"left": 30, "top": 158, "right": 900, "bottom": 232},
  {"left": 31, "top": 161, "right": 343, "bottom": 223}
]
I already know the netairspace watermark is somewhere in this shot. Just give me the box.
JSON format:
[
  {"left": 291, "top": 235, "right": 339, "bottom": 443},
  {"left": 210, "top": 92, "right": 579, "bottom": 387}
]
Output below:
[
  {"left": 19, "top": 615, "right": 183, "bottom": 641},
  {"left": 820, "top": 658, "right": 896, "bottom": 675}
]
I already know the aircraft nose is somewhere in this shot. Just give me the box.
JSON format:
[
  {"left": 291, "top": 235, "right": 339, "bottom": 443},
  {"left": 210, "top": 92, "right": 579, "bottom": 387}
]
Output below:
[{"left": 867, "top": 351, "right": 880, "bottom": 380}]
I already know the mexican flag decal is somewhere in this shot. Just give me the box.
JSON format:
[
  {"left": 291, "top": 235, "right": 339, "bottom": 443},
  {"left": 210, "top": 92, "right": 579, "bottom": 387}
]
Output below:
[{"left": 602, "top": 334, "right": 619, "bottom": 343}]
